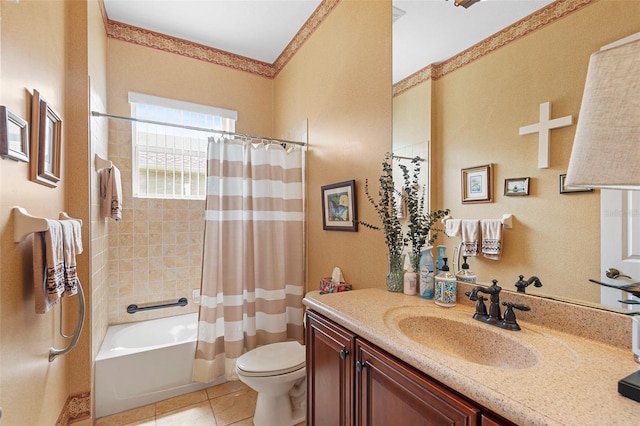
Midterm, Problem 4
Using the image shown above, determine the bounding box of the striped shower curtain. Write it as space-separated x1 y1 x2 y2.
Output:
193 138 306 383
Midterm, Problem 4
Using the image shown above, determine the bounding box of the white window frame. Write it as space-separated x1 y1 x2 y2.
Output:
129 92 237 200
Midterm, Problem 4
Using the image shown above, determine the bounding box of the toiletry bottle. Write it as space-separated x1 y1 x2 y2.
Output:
435 258 456 307
455 256 477 284
403 256 417 296
435 245 447 272
419 247 434 299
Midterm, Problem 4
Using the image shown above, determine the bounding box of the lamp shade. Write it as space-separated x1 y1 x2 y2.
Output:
565 37 640 190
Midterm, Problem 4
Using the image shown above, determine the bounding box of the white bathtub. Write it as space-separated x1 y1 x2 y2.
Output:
95 312 223 418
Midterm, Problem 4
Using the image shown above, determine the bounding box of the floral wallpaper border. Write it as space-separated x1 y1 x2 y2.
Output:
393 0 595 97
102 0 339 79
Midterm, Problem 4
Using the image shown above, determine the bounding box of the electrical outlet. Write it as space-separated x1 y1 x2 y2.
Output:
192 288 201 304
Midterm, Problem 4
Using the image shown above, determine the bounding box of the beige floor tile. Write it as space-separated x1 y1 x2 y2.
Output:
210 388 257 426
95 404 155 426
206 380 248 400
156 401 217 426
228 418 253 426
155 390 209 415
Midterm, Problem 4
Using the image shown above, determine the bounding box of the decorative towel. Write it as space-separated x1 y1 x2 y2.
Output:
461 219 481 257
394 192 406 219
33 219 83 313
444 219 461 237
481 219 503 260
34 220 65 313
100 165 122 221
60 220 82 296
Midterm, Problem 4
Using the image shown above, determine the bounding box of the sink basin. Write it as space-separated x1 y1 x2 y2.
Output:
387 309 540 369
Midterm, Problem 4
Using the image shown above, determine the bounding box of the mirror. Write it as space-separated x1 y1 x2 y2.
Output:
392 1 638 314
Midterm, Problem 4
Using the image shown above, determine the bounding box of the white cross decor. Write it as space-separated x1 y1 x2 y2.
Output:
519 101 573 168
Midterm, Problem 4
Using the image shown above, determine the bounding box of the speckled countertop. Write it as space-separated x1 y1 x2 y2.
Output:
303 288 640 426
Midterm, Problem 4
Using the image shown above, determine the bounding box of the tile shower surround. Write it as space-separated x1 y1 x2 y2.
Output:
108 120 204 324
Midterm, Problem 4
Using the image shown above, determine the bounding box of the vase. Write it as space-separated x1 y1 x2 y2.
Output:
386 253 405 292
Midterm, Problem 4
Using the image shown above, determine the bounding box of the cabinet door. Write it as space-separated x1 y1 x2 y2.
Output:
356 339 480 426
306 310 356 426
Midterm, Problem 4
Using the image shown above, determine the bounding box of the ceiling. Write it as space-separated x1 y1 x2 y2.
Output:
102 0 554 84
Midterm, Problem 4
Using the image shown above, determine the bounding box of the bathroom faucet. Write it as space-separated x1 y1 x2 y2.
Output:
465 279 530 331
514 275 543 293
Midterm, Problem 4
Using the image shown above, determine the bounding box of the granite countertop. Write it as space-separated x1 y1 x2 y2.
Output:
303 288 640 426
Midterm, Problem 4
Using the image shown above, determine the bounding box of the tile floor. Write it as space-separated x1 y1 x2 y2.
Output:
95 380 306 426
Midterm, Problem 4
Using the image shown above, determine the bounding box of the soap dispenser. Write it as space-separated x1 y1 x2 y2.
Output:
419 247 435 299
455 256 477 284
434 257 456 307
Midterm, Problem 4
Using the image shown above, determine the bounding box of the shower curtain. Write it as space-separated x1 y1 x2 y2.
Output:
193 138 306 383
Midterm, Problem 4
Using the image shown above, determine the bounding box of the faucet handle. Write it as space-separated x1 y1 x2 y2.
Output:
501 302 531 331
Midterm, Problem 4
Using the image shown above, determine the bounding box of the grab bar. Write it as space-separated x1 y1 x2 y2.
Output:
127 297 188 314
50 282 85 362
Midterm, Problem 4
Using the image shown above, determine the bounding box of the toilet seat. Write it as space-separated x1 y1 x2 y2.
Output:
236 341 305 377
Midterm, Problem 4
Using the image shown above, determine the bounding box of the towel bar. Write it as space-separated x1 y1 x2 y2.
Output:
127 297 188 314
442 213 513 229
12 207 83 242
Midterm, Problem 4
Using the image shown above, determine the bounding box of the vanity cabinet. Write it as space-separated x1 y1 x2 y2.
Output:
306 310 515 426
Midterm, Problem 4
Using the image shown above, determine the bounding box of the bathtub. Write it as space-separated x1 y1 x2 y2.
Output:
95 312 224 418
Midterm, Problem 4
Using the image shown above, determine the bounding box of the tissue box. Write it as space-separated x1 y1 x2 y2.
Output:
320 278 352 294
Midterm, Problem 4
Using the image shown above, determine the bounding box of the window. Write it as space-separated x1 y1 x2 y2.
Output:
129 92 237 200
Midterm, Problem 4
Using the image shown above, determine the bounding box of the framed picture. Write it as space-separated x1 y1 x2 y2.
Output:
30 90 62 187
461 164 492 203
0 106 29 162
504 177 530 196
559 173 594 194
321 180 358 231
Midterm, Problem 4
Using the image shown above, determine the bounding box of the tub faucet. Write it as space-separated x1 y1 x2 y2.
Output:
514 275 543 293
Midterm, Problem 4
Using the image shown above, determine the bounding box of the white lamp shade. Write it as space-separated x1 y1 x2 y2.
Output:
565 37 640 190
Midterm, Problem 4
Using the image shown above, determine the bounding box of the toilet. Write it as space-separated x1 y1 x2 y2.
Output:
235 341 306 426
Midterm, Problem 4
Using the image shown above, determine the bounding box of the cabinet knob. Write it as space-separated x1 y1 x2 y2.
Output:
356 360 366 372
339 349 349 359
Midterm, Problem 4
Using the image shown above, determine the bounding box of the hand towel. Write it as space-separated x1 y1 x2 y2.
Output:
461 219 481 257
481 219 503 260
394 192 406 219
60 220 81 296
444 219 461 237
33 220 65 313
100 165 122 221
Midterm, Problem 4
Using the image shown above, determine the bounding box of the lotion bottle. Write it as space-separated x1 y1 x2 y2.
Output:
403 256 417 296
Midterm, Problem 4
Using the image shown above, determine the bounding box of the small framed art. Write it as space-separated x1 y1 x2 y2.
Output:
559 173 593 194
0 106 29 162
30 90 62 187
462 164 492 204
321 180 358 231
504 177 530 196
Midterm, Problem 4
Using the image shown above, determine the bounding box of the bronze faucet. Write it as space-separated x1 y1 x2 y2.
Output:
465 279 530 331
514 275 543 293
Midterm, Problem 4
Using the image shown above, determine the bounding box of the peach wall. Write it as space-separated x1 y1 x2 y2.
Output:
423 0 640 302
273 0 393 292
0 0 85 424
105 39 275 325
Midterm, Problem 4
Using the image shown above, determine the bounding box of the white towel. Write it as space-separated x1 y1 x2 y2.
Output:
461 220 480 257
34 220 65 313
60 220 82 296
444 219 461 237
100 166 122 221
33 219 83 313
481 219 503 260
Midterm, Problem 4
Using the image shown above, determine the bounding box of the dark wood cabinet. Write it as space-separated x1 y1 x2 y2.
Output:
306 310 355 426
306 310 516 426
355 338 480 425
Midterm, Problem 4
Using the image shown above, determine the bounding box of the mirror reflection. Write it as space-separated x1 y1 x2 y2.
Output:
392 0 640 313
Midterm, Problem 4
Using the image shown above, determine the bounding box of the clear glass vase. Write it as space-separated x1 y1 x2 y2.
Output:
387 253 405 292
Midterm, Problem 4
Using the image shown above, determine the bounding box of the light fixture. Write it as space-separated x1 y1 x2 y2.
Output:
565 35 640 190
452 0 482 9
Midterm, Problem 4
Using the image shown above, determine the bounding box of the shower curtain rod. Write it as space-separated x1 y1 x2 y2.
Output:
91 111 306 147
391 154 425 162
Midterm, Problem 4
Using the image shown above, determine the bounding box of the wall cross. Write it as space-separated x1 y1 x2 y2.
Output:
518 101 573 169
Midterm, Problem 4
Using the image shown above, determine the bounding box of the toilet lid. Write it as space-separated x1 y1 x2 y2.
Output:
236 341 305 377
